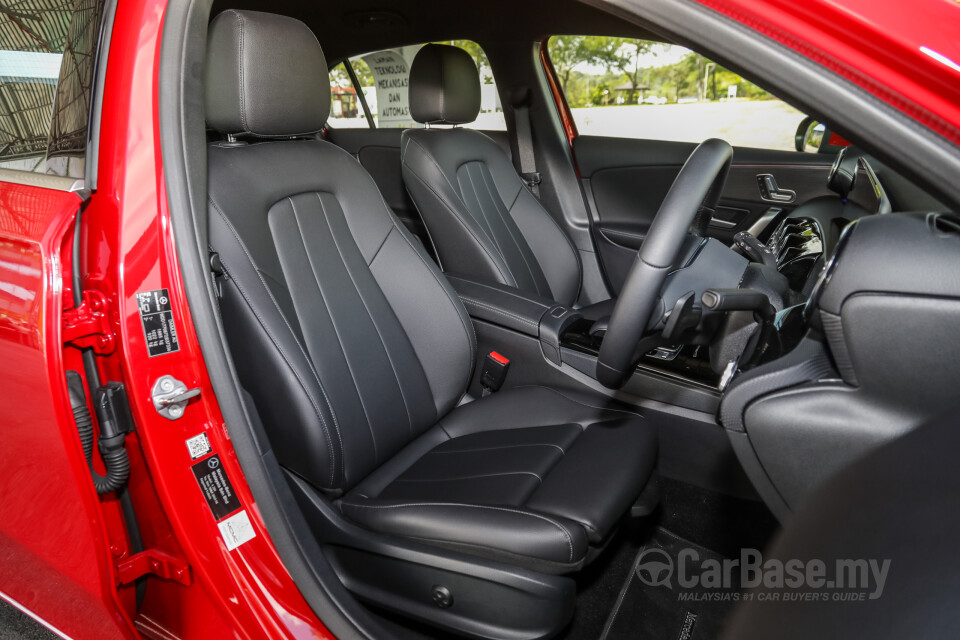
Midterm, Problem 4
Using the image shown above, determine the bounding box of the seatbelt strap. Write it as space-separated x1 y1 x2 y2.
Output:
510 88 541 198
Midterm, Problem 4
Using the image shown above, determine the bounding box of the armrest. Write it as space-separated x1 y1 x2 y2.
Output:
446 275 582 366
446 274 556 337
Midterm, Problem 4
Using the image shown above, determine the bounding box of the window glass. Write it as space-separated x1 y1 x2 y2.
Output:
547 36 808 151
328 62 369 129
327 41 505 131
0 0 104 176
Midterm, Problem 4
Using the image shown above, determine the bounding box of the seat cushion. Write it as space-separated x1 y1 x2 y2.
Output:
340 386 657 573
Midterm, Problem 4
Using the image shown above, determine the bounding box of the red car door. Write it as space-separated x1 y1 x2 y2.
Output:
0 178 135 639
0 0 136 633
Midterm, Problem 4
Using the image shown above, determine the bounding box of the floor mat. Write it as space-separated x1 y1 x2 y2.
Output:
599 528 742 640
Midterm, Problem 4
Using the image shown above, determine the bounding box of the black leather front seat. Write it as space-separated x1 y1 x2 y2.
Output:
205 11 656 574
402 44 614 318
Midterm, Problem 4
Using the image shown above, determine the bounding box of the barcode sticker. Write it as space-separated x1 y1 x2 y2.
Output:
185 433 212 460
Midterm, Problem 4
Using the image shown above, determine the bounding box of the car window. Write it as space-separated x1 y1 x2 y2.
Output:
328 41 505 131
0 0 104 177
546 36 809 151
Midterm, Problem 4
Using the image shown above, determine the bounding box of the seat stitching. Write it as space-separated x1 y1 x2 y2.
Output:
429 442 566 455
314 194 415 440
457 296 539 329
234 11 248 132
514 385 645 419
218 259 338 484
508 183 584 305
459 163 499 248
209 198 341 486
478 164 548 298
394 470 543 484
369 186 469 417
404 169 515 287
462 164 512 278
288 195 380 462
401 134 468 206
402 140 515 287
389 216 478 399
366 225 393 267
209 199 343 440
342 502 575 561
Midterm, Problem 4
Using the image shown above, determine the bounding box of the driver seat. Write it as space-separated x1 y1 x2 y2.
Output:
205 11 657 574
402 44 614 318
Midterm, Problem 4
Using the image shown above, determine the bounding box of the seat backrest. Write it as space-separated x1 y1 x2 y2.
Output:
204 11 476 494
401 44 582 306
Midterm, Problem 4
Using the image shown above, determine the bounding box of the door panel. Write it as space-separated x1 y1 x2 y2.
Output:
574 136 834 293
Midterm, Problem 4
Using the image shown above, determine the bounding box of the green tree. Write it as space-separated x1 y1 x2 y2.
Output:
548 36 621 94
590 82 612 106
606 39 654 104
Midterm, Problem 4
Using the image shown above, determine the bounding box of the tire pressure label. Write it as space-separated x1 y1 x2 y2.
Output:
191 454 241 520
136 289 180 357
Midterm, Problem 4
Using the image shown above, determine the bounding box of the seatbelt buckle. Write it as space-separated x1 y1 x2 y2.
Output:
480 351 510 396
521 172 541 187
209 251 225 298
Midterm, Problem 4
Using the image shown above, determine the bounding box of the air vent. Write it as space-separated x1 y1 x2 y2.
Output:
766 217 825 290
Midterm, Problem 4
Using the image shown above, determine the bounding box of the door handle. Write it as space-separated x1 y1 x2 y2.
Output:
756 174 796 204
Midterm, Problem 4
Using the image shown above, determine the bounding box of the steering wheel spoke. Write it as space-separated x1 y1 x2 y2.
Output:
597 139 734 389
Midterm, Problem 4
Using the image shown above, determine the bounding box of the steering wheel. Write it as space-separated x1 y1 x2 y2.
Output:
596 138 733 389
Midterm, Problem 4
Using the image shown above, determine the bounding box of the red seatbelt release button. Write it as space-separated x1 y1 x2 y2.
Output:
481 352 510 394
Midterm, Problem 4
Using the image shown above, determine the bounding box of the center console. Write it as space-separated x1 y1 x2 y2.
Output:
447 274 723 414
447 212 829 414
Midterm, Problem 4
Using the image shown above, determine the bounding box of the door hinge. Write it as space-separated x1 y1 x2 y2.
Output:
116 549 192 587
62 290 115 354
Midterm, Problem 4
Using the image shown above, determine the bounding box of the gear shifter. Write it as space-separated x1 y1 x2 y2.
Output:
733 231 777 268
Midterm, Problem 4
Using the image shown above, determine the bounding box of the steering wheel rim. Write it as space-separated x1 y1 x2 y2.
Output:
596 138 733 389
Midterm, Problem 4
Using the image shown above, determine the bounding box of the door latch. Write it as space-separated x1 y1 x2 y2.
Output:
151 375 200 420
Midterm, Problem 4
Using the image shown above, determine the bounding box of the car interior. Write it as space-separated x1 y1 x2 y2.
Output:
160 0 960 638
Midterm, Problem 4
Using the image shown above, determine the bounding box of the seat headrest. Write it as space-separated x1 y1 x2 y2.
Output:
410 44 481 125
205 10 329 137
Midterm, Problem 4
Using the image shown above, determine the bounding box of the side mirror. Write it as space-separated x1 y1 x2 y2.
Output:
795 117 825 152
795 116 849 153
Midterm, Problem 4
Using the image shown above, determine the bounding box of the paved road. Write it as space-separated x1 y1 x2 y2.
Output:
570 100 806 151
0 602 57 640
